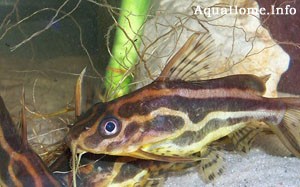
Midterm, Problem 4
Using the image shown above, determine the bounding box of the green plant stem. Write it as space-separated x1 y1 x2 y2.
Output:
105 0 150 99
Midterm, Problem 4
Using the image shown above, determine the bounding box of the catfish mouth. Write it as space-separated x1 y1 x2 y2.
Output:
66 139 89 162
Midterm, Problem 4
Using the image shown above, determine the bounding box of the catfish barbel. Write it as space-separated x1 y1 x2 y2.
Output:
65 33 300 180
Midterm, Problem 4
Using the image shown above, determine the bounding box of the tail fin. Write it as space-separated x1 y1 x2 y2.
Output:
272 98 300 158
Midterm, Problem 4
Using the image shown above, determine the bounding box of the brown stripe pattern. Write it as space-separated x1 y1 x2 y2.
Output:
66 75 287 158
0 97 61 187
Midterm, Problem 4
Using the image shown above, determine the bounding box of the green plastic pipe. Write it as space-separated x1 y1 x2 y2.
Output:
105 0 150 99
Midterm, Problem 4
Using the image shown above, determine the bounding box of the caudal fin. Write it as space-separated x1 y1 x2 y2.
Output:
272 99 300 158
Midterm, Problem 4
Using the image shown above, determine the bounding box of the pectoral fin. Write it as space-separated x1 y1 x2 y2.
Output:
228 122 269 153
196 146 225 183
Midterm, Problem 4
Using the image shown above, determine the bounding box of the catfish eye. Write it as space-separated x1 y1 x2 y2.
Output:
99 117 121 137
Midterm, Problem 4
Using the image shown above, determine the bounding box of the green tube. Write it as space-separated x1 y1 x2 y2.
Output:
105 0 150 99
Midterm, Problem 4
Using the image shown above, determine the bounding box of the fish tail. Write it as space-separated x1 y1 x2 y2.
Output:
272 98 300 158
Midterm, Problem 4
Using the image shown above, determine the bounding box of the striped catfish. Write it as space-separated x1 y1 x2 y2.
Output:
65 33 300 177
52 151 203 187
0 95 62 187
0 95 206 187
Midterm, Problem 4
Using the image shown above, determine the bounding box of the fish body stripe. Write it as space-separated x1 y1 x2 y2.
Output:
0 127 61 187
81 103 283 156
138 108 282 156
117 88 284 123
161 75 266 93
113 80 278 121
0 97 61 187
69 81 286 155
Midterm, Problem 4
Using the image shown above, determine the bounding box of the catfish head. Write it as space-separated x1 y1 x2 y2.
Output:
65 84 188 161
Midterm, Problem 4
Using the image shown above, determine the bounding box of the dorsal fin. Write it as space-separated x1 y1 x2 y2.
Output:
157 33 217 81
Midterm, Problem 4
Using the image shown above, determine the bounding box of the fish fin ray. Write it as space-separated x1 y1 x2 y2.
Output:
157 33 218 81
196 146 225 183
228 122 267 153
